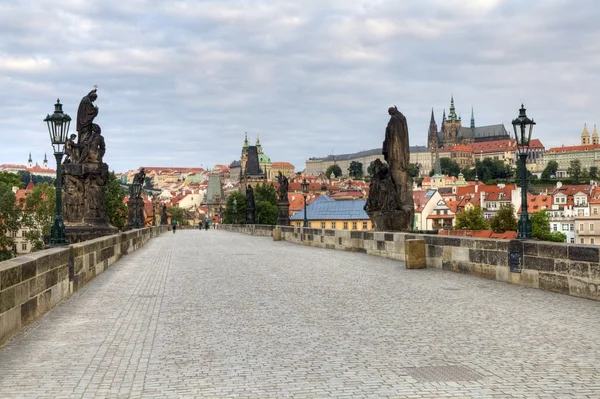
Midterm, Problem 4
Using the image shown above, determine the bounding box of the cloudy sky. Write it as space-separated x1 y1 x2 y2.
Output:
1 0 599 173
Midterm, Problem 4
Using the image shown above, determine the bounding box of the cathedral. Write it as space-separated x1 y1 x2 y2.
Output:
427 96 510 150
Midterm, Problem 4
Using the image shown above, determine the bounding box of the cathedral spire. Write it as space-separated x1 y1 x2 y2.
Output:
430 108 435 124
242 132 249 153
470 106 475 129
28 152 32 162
448 95 458 121
434 146 442 176
428 108 439 150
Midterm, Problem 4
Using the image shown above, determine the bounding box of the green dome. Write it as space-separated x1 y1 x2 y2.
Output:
259 153 271 163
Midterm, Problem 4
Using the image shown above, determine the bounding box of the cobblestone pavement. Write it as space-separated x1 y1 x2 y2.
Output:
1 230 600 398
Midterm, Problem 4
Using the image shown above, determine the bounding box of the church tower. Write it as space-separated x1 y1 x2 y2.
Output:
240 132 249 173
427 108 439 150
28 152 33 168
581 124 590 145
43 153 48 169
443 95 462 147
593 125 599 145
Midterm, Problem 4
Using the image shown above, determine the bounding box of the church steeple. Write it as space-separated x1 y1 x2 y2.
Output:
448 95 458 121
593 124 599 145
28 152 33 168
43 153 48 169
428 108 439 150
470 106 475 129
242 132 249 153
256 135 263 154
582 124 590 145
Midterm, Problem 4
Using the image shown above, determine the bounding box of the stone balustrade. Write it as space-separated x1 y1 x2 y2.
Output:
217 224 600 301
0 226 168 345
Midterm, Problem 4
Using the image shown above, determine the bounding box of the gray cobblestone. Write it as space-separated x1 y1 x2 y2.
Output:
0 230 599 398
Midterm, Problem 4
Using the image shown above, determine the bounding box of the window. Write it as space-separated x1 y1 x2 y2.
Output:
343 222 348 230
12 245 16 253
362 221 368 229
321 222 326 229
581 238 585 244
331 222 336 229
11 231 17 237
297 222 301 227
352 222 357 230
553 224 557 231
570 224 574 231
21 243 27 251
592 238 596 245
570 238 575 243
591 224 595 232
562 224 568 231
580 223 584 231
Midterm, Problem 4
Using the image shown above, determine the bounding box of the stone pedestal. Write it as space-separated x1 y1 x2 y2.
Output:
367 210 413 232
277 202 290 226
405 239 426 269
273 228 282 241
66 225 119 244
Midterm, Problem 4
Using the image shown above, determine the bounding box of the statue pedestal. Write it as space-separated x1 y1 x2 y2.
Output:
277 202 290 226
367 210 413 232
66 225 119 244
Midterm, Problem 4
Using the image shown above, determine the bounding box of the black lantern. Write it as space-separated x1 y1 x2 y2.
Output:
301 178 309 228
511 104 535 239
44 99 71 246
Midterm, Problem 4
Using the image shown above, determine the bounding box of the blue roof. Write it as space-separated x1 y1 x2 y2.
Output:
290 195 369 221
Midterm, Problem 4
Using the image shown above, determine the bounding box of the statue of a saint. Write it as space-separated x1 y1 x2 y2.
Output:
276 171 289 202
130 168 146 197
161 204 168 225
79 124 105 164
246 185 255 208
64 134 80 164
382 106 413 212
77 88 99 145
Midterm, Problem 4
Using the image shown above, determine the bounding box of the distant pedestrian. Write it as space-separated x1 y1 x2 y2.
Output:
199 222 202 230
205 221 209 231
172 220 177 233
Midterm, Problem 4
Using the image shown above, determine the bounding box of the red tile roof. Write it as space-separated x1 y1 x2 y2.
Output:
546 144 600 153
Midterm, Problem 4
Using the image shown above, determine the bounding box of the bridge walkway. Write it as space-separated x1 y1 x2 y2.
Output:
0 230 599 398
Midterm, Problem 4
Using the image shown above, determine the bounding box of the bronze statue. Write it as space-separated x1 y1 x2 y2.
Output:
364 106 414 231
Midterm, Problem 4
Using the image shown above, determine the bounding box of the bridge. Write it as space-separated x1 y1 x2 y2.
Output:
1 229 600 398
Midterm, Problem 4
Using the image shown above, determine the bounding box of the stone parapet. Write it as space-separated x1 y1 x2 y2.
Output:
0 225 168 346
218 224 600 301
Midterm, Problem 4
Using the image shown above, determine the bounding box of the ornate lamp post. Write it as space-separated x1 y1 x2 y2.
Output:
44 99 71 246
512 104 536 239
301 178 309 228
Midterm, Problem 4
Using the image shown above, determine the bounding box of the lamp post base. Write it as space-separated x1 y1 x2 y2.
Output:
518 216 532 239
50 218 68 246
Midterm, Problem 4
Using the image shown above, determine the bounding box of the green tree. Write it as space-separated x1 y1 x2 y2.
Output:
407 163 420 179
348 161 363 179
168 206 185 225
541 160 558 179
530 209 567 242
106 172 128 229
0 171 24 188
18 171 54 186
490 203 517 233
21 182 55 252
430 158 460 177
254 184 278 225
224 191 246 224
568 160 582 182
325 164 342 178
590 166 599 179
455 206 490 230
0 184 21 260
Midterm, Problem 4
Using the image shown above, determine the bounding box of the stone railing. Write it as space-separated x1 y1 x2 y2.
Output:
0 226 168 345
217 224 600 301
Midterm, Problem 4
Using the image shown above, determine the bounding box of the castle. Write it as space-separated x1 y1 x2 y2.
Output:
427 96 510 150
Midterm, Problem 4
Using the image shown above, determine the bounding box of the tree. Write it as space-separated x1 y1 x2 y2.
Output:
430 158 460 177
18 171 54 186
0 184 21 260
21 182 55 252
590 166 599 180
541 160 558 179
224 191 246 224
490 203 517 233
530 209 567 242
168 206 185 225
0 171 23 188
254 184 278 225
325 164 342 178
407 163 420 179
348 161 363 179
106 172 128 229
455 206 490 230
568 160 582 182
